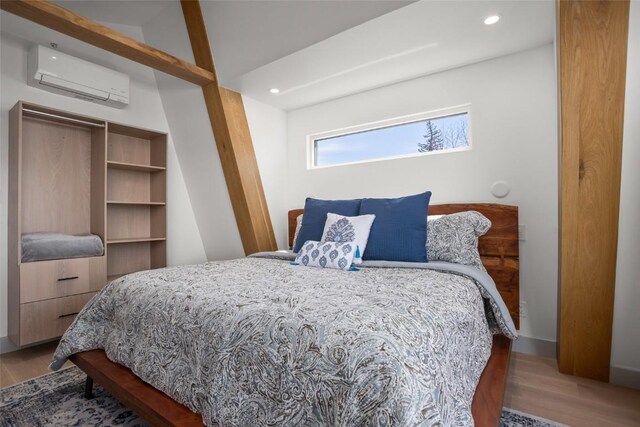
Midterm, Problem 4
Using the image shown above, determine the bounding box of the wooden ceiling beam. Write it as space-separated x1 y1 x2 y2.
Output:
181 0 277 255
0 0 216 86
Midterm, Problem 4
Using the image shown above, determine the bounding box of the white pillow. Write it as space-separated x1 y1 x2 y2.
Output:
295 240 357 271
321 213 375 264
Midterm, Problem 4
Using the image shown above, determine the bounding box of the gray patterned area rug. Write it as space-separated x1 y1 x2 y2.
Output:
1 366 566 427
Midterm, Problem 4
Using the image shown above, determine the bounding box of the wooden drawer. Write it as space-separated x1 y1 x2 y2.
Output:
20 257 106 303
20 292 96 345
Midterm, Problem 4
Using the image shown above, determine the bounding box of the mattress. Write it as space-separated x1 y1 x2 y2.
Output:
21 233 104 262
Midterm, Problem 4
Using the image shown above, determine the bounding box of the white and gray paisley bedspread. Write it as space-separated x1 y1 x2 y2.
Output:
51 253 517 427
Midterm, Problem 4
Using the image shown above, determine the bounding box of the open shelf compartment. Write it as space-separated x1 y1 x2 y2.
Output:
106 240 166 281
107 122 166 169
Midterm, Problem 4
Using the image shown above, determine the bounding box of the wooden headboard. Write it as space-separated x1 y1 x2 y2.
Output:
288 203 520 328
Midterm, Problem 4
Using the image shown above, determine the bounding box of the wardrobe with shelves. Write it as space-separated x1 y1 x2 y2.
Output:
8 101 167 346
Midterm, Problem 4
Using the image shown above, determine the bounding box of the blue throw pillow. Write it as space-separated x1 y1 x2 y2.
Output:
293 198 361 252
359 192 432 262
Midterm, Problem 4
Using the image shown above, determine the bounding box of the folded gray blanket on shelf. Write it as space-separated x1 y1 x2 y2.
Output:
21 233 104 262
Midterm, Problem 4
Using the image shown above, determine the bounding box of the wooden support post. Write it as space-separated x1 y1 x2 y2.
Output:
557 0 629 381
181 0 277 255
0 0 215 85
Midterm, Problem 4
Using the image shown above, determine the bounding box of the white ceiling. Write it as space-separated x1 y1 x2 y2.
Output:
52 0 414 82
1 0 555 111
55 0 174 27
200 0 415 82
224 0 556 110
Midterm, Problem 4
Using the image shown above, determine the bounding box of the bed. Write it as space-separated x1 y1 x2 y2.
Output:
56 203 519 426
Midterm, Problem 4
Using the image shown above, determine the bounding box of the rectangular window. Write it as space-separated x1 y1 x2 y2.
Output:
309 105 471 168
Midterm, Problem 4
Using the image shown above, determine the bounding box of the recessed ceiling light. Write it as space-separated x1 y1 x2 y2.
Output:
269 88 280 94
484 15 501 25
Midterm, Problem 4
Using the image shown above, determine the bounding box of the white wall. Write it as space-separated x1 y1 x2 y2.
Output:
142 7 289 259
0 23 207 341
286 44 558 342
611 1 640 378
243 96 288 249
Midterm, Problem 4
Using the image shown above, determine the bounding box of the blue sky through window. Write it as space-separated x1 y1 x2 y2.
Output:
315 112 469 167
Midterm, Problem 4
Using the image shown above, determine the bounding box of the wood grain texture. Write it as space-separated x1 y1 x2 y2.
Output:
7 101 165 346
472 335 512 427
107 201 165 206
150 135 167 168
150 205 166 240
22 103 105 128
8 103 22 346
106 242 151 277
88 256 107 292
20 292 96 345
107 168 151 203
70 351 207 427
150 240 167 270
108 122 166 141
8 102 108 346
181 0 277 255
107 161 165 172
21 117 92 234
20 258 91 303
105 125 167 278
150 170 166 204
557 0 630 381
107 133 151 166
107 204 151 240
288 203 520 328
0 341 73 388
0 0 215 85
90 126 107 244
505 352 640 427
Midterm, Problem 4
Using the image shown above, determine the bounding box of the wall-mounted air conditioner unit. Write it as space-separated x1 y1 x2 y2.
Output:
27 45 130 108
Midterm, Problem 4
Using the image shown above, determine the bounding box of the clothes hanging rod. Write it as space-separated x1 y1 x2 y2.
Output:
22 108 105 128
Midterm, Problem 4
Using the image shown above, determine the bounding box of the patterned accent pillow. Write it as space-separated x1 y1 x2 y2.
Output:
295 240 357 271
321 213 375 264
427 211 491 270
291 214 303 250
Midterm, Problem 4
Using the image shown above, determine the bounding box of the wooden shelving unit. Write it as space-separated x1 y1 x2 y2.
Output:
7 101 168 347
106 123 167 281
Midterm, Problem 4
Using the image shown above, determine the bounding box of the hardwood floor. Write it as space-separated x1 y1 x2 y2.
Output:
1 344 639 426
505 352 640 427
0 340 71 387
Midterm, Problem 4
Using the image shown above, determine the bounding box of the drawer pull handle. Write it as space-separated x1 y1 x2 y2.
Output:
59 312 79 319
58 276 79 282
